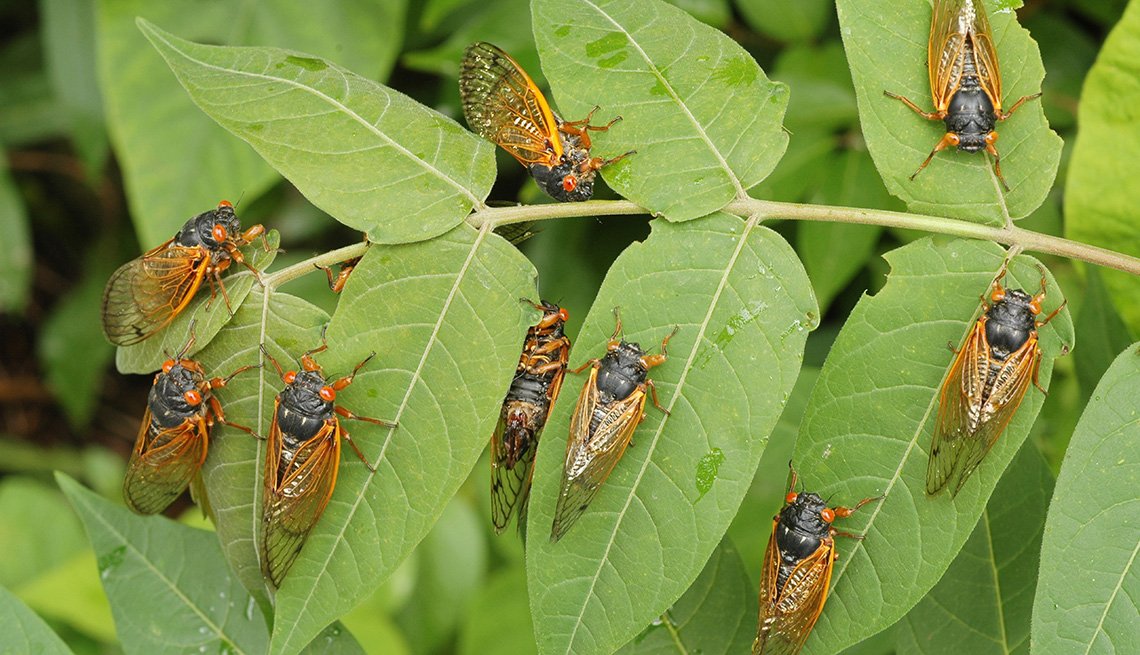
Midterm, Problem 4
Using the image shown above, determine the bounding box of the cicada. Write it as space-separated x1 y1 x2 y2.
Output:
260 341 397 587
101 200 267 345
884 0 1041 190
491 300 571 535
927 262 1065 496
459 41 634 202
123 331 256 515
550 310 677 542
752 465 881 655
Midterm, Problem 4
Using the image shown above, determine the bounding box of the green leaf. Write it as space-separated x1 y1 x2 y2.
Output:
617 539 757 655
56 473 271 655
458 568 537 655
736 0 832 43
14 552 116 644
532 0 789 220
218 226 533 655
896 442 1053 654
1073 268 1134 399
99 0 406 247
1064 0 1140 333
137 18 494 245
798 150 889 313
113 229 280 375
395 497 488 653
404 0 535 78
772 41 858 133
0 164 31 312
38 255 116 429
791 237 1073 654
42 0 108 175
1032 343 1140 655
0 478 87 589
837 0 1061 223
527 213 817 655
0 585 72 655
664 0 730 28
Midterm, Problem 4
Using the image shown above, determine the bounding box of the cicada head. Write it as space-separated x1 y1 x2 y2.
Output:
529 157 596 202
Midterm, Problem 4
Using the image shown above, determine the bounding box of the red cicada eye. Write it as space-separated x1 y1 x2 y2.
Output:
785 492 798 504
1029 299 1042 315
821 508 835 523
213 224 228 242
319 387 336 402
562 175 578 192
284 371 297 384
162 359 176 373
558 308 570 322
218 199 233 208
184 390 202 406
991 288 1005 303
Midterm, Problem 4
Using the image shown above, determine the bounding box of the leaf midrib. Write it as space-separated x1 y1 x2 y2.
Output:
142 21 481 207
73 490 252 655
560 213 761 654
577 0 747 199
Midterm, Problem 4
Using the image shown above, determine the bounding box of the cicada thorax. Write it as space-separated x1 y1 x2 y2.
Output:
942 49 998 154
589 341 651 428
753 468 881 655
275 370 337 457
491 300 571 534
101 200 266 346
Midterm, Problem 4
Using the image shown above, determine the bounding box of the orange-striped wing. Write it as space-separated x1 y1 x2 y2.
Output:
753 534 837 655
962 0 1004 111
928 318 1039 495
459 42 563 167
261 404 342 588
550 366 645 542
122 408 210 515
101 242 211 346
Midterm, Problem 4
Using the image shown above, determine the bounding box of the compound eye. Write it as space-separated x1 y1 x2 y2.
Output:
284 371 297 384
785 492 798 504
319 387 336 402
218 199 233 208
1029 299 1042 314
162 359 176 373
562 175 578 192
213 224 228 242
184 390 202 406
987 131 1000 144
558 308 569 322
821 508 835 523
991 288 1005 303
947 133 961 146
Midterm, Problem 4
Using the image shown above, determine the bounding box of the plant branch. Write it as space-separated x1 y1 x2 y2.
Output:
465 198 1140 276
264 241 370 289
269 198 1140 285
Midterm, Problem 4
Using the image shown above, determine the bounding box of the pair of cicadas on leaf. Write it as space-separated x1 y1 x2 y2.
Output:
123 329 257 515
490 300 572 535
885 0 1042 190
928 261 1064 496
101 200 267 346
459 41 633 202
752 464 881 655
